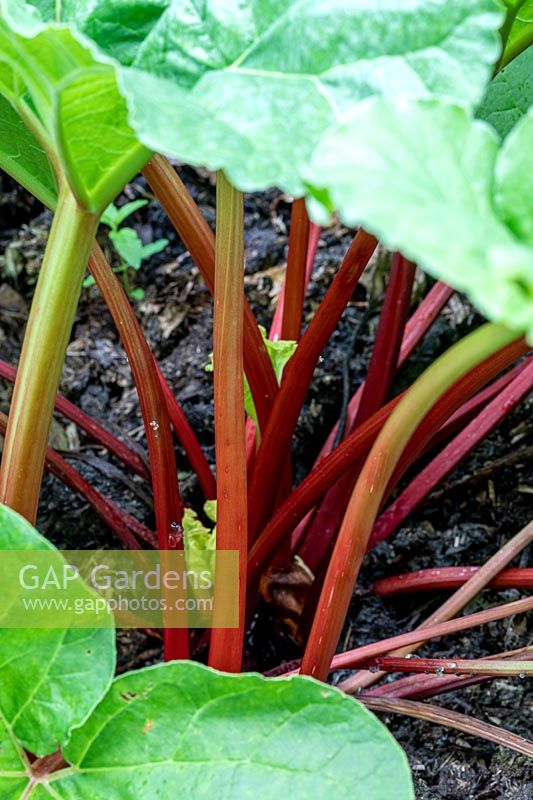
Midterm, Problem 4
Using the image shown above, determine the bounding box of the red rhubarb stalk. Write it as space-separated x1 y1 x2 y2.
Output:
279 596 533 677
316 281 454 463
299 254 415 571
245 222 320 462
291 280 453 552
361 696 533 758
371 355 533 546
280 198 310 341
248 230 378 539
374 566 533 596
0 412 155 550
208 172 248 672
362 656 533 677
343 518 533 693
89 244 188 661
416 360 525 457
366 647 533 700
248 337 526 594
270 223 320 341
301 324 520 680
143 155 278 433
0 359 150 481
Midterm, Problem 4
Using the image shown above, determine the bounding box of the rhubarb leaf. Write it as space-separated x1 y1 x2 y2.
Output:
306 100 533 341
501 0 533 66
46 661 413 799
496 110 533 246
0 94 57 208
478 45 533 137
0 1 509 201
0 0 150 213
182 506 216 600
0 713 28 800
244 327 297 423
0 505 115 756
0 0 504 198
115 0 503 195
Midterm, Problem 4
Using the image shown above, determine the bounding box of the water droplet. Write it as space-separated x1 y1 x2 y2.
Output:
368 666 380 674
149 419 160 438
448 662 457 669
435 667 445 677
168 522 183 548
519 673 525 680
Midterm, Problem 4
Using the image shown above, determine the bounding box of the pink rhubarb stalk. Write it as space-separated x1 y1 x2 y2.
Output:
247 230 378 539
143 155 278 434
371 355 533 546
299 254 415 572
301 324 521 680
208 172 248 672
89 244 188 661
373 566 533 596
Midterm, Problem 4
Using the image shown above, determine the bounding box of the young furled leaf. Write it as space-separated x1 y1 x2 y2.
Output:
243 327 297 424
206 326 297 424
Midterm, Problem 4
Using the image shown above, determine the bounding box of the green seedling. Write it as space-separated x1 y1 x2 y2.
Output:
84 200 169 300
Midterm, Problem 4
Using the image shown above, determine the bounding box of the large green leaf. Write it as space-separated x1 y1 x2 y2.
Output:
0 505 115 757
0 0 506 198
115 0 504 195
37 661 411 799
306 100 533 341
0 661 413 798
0 0 150 213
478 45 533 137
13 0 503 197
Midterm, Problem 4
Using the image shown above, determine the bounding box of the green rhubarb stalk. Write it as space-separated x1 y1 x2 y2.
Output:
208 171 248 672
301 323 521 681
0 186 97 522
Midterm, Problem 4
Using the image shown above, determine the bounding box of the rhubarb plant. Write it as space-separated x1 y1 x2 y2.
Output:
0 0 531 772
0 505 413 800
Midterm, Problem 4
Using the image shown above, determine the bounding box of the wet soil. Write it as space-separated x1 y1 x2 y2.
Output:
0 169 531 799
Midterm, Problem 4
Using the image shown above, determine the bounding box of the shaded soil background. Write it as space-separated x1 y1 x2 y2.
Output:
0 169 531 800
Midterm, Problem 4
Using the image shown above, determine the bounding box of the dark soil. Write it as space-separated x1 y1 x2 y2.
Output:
0 169 531 800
